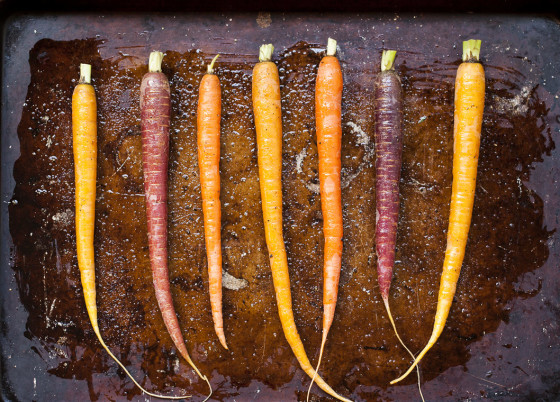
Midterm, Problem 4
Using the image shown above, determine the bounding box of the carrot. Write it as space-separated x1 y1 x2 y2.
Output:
373 50 423 399
252 44 351 402
307 38 343 401
73 63 189 399
197 54 228 349
141 51 211 397
391 39 485 385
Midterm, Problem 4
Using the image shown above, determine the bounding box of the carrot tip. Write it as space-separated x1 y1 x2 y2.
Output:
149 51 164 72
79 63 91 84
381 50 397 72
462 39 482 62
326 38 337 56
218 335 228 350
258 44 274 62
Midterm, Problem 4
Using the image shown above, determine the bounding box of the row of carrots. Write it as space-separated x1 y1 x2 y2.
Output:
72 38 486 401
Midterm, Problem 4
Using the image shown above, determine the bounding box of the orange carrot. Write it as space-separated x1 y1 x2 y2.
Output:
73 63 190 399
391 39 485 384
252 44 351 402
307 38 343 400
197 54 228 349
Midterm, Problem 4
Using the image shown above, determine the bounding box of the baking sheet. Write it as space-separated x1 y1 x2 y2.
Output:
1 13 560 401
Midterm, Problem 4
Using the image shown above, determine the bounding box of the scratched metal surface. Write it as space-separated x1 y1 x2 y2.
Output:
1 13 560 401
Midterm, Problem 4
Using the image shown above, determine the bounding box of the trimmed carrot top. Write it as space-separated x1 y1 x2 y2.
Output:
381 50 397 72
462 39 482 62
148 51 164 72
259 44 274 62
326 38 337 56
79 63 92 84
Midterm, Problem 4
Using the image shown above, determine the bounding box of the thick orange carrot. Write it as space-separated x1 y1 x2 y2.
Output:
197 54 227 349
141 51 211 398
73 63 190 399
307 38 343 400
391 39 485 385
252 44 351 402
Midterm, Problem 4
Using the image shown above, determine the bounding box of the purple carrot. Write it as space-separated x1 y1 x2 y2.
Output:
374 50 403 303
141 51 211 398
374 50 423 398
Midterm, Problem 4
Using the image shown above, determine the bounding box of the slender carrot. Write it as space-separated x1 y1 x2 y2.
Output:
373 50 423 400
252 44 351 402
197 54 228 349
375 50 403 310
307 38 343 401
141 51 211 397
391 39 485 384
73 63 189 399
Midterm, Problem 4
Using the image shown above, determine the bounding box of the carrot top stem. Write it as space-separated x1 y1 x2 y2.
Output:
258 44 274 62
462 39 482 62
79 63 91 84
148 51 164 72
326 38 337 56
381 50 397 72
207 54 220 74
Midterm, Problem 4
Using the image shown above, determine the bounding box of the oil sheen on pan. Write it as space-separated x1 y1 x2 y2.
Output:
2 14 560 401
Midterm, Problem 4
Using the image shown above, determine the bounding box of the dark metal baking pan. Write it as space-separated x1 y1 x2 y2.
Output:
1 10 560 401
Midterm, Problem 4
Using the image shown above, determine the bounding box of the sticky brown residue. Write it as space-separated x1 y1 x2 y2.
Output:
7 33 557 402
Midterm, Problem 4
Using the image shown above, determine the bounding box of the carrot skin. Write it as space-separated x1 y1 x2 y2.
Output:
197 72 227 349
374 70 403 300
316 55 343 337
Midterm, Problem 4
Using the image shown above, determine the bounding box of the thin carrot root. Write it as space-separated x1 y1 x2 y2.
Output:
306 332 328 402
94 329 192 400
383 299 424 402
390 336 436 385
175 348 212 401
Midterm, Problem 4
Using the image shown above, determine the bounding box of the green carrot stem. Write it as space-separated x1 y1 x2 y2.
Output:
207 54 220 74
381 50 397 72
462 39 482 62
